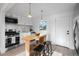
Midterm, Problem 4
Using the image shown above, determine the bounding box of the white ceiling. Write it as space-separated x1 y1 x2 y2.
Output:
6 3 76 20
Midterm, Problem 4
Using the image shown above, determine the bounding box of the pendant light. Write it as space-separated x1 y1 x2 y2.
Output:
27 3 32 18
41 10 43 20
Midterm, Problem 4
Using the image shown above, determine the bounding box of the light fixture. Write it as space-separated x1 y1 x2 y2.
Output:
27 3 32 18
41 10 43 20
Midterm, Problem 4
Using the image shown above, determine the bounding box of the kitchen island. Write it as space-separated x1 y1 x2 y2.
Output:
23 31 47 56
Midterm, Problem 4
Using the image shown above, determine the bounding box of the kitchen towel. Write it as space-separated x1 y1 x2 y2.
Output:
12 37 15 43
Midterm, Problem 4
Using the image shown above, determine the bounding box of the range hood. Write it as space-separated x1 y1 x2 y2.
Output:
5 17 18 24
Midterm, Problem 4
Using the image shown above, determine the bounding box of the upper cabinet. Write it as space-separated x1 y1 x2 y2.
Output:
18 16 32 26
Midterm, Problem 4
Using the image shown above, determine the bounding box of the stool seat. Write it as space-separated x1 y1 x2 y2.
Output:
33 44 45 52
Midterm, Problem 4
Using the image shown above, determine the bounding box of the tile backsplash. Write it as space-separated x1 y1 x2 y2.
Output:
5 24 31 33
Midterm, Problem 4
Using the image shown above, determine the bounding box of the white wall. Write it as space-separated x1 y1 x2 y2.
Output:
0 11 6 53
0 3 15 54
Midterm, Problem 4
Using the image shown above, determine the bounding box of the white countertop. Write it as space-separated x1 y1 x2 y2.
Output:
20 31 47 37
38 30 47 36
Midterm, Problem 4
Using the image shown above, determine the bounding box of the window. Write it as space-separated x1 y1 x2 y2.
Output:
39 20 48 30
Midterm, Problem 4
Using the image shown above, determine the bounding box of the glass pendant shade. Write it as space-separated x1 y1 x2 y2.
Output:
28 3 32 18
27 12 32 18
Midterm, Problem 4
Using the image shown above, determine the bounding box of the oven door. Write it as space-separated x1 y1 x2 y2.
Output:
5 38 12 48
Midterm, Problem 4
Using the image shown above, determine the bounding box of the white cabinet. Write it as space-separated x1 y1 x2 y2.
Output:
18 16 32 25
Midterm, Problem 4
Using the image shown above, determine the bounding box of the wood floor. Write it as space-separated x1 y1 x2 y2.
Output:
52 45 77 56
0 44 77 56
0 44 25 56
